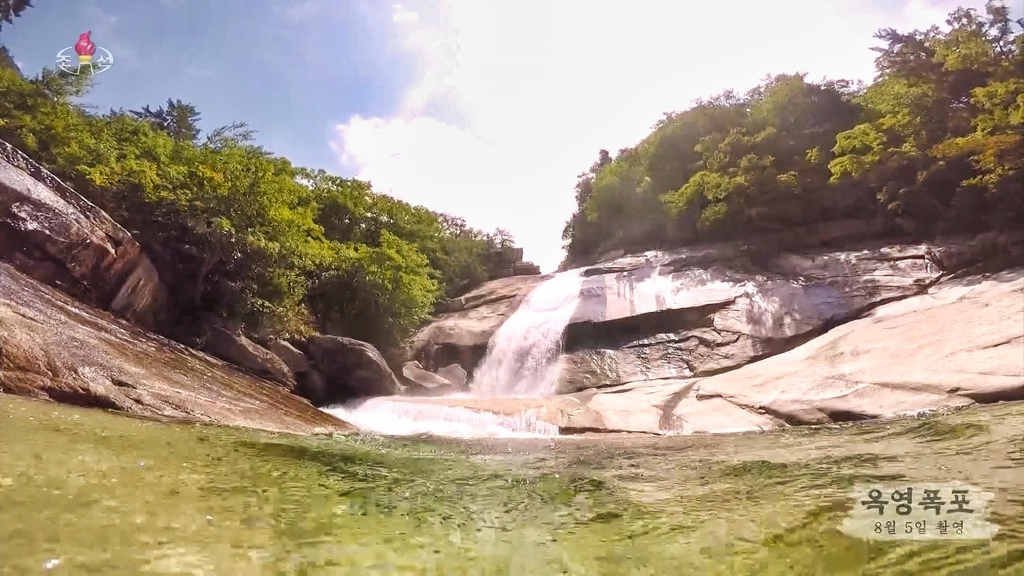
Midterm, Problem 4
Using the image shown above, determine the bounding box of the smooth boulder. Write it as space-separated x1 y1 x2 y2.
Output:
305 335 403 405
267 338 310 374
400 361 461 396
436 363 468 389
202 328 296 390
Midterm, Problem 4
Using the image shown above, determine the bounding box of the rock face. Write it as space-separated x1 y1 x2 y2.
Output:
410 234 1023 398
400 268 1024 434
0 263 350 435
202 328 296 390
557 242 946 394
0 140 167 330
304 335 403 405
406 274 549 374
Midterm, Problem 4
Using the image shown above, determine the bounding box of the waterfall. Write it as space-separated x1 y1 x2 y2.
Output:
469 270 585 398
323 270 585 438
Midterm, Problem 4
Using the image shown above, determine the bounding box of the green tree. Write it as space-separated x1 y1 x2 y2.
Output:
562 1 1022 264
129 99 202 143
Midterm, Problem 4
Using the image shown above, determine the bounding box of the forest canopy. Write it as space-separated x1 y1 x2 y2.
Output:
561 1 1024 264
0 43 518 351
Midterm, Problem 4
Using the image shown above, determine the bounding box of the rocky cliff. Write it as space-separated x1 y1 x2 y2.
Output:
0 140 167 329
404 232 1024 433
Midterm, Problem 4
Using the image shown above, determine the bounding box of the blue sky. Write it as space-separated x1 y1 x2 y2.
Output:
2 0 413 171
0 0 1010 272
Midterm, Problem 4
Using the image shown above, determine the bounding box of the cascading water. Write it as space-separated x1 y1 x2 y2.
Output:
469 269 585 397
323 270 586 438
326 397 560 438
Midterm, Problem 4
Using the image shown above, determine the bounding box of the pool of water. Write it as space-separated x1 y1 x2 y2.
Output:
2 394 1023 575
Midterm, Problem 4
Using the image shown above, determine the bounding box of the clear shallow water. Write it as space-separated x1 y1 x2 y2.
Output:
2 394 1024 575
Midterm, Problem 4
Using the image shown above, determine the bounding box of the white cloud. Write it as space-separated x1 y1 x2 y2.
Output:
331 0 990 273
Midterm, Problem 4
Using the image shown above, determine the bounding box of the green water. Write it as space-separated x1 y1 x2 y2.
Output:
2 395 1023 575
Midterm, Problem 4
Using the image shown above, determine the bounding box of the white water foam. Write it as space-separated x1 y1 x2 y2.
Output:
325 397 559 438
469 270 585 397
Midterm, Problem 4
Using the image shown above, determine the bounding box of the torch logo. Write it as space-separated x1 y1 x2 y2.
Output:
56 31 114 76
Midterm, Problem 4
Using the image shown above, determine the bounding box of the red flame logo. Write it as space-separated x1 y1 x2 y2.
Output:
74 31 96 57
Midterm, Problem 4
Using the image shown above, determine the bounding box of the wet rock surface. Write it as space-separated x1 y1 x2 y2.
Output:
0 263 350 435
406 274 549 373
410 234 1024 398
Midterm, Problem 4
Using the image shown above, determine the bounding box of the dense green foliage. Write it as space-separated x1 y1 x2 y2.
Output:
0 64 517 350
562 2 1024 263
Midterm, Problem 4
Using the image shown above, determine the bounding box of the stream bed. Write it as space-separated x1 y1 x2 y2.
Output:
2 394 1023 575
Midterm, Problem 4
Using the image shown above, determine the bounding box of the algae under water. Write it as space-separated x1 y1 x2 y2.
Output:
2 394 1023 575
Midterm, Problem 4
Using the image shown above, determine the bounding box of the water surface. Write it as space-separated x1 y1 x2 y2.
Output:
2 395 1023 575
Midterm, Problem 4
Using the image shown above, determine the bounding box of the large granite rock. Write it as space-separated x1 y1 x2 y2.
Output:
399 361 464 396
202 328 296 390
304 335 403 405
406 274 549 373
0 264 350 435
556 242 947 393
267 338 310 374
0 141 167 330
435 363 468 389
397 268 1024 434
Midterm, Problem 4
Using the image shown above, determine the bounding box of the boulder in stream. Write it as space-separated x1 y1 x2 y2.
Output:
400 361 463 396
436 363 468 389
304 335 404 404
